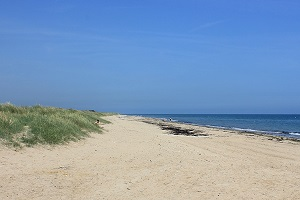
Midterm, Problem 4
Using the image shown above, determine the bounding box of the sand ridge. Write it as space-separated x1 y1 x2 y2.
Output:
1 115 300 199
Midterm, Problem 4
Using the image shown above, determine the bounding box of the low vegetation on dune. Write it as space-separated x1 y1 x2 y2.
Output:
0 103 112 148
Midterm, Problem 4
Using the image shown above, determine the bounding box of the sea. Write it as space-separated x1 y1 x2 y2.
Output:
135 114 300 139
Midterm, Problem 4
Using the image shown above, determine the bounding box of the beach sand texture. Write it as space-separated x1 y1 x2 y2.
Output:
1 115 300 200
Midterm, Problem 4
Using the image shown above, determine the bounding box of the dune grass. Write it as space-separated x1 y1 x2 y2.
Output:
0 103 112 148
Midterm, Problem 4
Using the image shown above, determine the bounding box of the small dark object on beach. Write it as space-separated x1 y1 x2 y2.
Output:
277 137 284 141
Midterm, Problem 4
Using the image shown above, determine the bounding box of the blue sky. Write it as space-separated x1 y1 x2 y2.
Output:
1 0 299 114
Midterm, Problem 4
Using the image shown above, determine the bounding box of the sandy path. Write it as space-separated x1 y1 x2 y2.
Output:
1 115 300 200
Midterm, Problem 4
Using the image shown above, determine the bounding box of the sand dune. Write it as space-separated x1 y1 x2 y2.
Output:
1 115 300 200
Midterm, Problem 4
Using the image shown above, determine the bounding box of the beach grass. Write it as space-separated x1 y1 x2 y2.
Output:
0 103 112 147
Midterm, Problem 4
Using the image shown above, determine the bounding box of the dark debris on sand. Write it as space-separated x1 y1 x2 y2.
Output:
142 120 208 137
160 124 208 137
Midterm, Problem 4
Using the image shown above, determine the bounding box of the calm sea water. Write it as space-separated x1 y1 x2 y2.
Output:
136 114 300 139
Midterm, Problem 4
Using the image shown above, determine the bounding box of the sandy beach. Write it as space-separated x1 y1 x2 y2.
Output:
1 115 300 200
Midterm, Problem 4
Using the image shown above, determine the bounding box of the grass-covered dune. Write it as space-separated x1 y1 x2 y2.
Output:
0 103 112 148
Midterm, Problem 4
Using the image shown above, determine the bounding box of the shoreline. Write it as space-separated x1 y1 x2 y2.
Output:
133 115 300 142
1 114 300 199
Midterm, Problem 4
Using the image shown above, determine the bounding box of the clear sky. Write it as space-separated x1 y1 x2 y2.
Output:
1 0 299 114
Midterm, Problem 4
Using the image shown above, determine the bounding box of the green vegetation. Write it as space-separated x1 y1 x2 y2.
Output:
0 103 112 148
